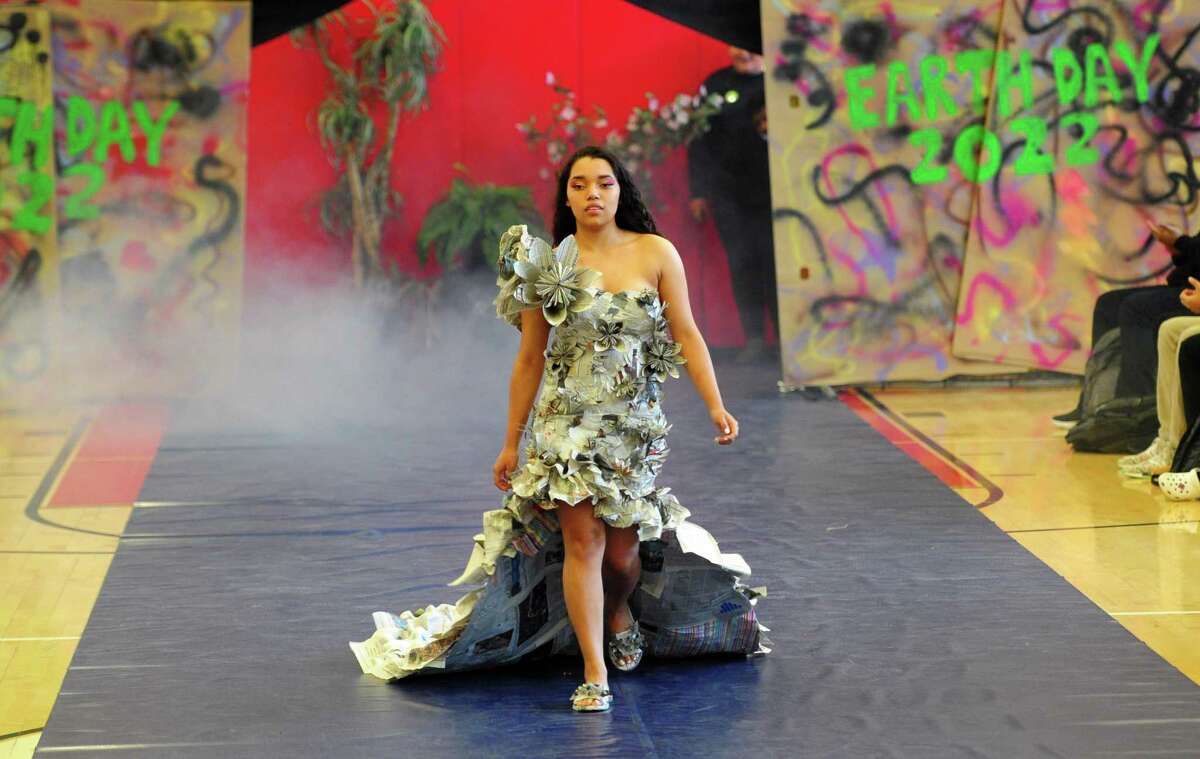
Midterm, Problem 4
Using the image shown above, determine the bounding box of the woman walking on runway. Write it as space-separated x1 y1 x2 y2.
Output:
492 146 740 710
352 146 766 713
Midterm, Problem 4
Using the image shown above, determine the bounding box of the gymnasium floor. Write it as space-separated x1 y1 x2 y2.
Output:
1 377 1198 757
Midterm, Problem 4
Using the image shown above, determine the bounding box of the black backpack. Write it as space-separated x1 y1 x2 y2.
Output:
1066 328 1158 453
1170 411 1200 472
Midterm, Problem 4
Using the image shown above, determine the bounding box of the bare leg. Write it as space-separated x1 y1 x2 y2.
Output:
602 524 642 667
602 524 641 632
557 499 607 699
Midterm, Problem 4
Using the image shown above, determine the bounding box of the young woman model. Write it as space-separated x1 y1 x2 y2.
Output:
351 145 764 713
492 145 739 711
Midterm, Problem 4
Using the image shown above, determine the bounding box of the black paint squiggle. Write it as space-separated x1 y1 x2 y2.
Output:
773 207 832 282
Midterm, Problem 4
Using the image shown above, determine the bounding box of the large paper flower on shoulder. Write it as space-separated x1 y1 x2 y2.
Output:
497 224 533 280
513 236 600 326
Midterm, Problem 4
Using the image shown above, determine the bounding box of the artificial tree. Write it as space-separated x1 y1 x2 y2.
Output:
294 0 444 287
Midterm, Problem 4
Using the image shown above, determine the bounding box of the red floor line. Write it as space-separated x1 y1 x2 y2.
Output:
839 389 1004 507
47 404 169 508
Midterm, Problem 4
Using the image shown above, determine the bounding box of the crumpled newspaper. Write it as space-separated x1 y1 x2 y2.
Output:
350 513 769 680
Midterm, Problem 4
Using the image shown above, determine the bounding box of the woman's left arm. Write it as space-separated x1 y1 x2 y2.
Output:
656 238 739 445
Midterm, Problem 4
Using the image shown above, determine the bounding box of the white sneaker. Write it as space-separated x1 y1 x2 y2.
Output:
1119 440 1176 478
1117 437 1168 469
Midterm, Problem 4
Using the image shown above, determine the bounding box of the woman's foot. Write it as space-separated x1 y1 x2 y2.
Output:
605 604 644 672
570 682 612 712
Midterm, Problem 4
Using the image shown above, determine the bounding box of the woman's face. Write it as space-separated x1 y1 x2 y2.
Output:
566 157 620 230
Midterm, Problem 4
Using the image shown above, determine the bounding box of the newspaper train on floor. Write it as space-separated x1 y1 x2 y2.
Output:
350 509 769 680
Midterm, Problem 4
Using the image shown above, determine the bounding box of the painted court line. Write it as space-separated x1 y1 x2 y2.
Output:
1009 520 1200 534
39 742 253 752
840 389 1005 507
49 404 168 508
0 550 114 555
69 664 170 670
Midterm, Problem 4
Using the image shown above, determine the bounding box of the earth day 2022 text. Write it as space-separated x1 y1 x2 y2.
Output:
842 34 1160 184
2 95 179 235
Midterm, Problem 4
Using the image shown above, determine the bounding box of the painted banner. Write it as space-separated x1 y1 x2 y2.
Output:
0 7 57 402
0 0 249 401
952 3 1199 372
763 0 1008 386
764 0 1200 384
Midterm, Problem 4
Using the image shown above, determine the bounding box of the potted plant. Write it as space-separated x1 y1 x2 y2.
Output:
417 165 546 274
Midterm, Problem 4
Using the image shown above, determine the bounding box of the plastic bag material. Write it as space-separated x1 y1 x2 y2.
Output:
1078 327 1122 417
1067 394 1158 453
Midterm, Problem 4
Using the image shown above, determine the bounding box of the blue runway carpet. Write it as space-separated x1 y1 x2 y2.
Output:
37 362 1200 757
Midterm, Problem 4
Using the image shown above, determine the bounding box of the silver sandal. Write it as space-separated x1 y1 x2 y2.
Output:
607 624 644 672
570 682 613 712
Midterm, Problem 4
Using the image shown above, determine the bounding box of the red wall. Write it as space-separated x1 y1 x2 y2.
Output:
246 0 747 344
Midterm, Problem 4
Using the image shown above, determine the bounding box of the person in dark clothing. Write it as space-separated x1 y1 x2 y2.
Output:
1178 329 1200 434
1055 221 1200 425
688 47 778 363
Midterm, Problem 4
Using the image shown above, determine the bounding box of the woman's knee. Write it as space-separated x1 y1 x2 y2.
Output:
559 503 605 559
603 538 640 577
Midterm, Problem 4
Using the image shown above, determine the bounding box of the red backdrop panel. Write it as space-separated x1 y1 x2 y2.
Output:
246 0 745 344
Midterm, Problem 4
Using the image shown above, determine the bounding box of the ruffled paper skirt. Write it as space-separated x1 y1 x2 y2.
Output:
350 500 769 680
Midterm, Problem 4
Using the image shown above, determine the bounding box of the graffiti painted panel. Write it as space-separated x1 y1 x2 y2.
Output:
0 0 250 397
763 0 1007 386
0 8 57 401
952 3 1200 372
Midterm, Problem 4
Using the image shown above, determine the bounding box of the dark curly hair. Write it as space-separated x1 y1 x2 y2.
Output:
552 145 658 245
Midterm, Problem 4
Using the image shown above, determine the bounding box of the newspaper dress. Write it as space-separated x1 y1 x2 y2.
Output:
351 226 768 679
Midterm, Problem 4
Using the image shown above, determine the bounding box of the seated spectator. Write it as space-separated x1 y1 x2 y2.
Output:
1118 306 1200 477
1153 324 1200 498
1054 221 1200 426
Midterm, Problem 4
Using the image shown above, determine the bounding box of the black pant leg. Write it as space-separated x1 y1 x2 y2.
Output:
1092 287 1148 346
711 196 769 341
1115 286 1190 397
1180 334 1200 430
750 205 779 340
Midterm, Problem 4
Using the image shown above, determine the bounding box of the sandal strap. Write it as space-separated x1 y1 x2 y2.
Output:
609 625 643 657
571 683 612 699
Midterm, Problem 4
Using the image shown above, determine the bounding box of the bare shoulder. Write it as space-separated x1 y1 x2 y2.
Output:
633 233 682 269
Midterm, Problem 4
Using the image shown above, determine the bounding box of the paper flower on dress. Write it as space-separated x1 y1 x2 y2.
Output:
497 225 532 280
593 318 627 353
642 438 669 474
511 453 555 499
567 423 598 452
636 289 661 310
644 340 686 381
547 459 592 504
596 452 637 480
610 369 645 400
545 341 584 380
512 235 600 326
540 386 587 418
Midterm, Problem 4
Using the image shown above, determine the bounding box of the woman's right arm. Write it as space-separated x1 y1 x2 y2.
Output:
494 308 551 491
